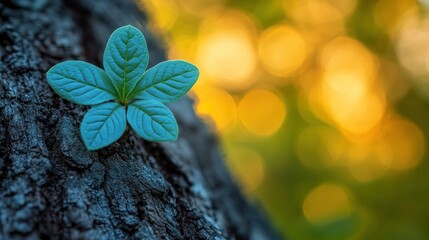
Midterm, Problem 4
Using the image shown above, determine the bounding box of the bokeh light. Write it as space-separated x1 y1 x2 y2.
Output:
378 118 425 170
238 89 286 136
346 144 390 182
259 25 307 78
176 0 226 16
142 0 429 238
396 14 429 77
283 0 357 41
314 37 386 139
303 184 352 226
196 11 258 89
227 148 265 193
194 85 237 133
374 0 416 36
141 0 178 31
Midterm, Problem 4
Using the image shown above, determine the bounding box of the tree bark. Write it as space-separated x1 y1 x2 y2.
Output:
0 0 280 239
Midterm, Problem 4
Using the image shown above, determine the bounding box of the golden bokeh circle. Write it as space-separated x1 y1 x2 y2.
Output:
238 90 286 136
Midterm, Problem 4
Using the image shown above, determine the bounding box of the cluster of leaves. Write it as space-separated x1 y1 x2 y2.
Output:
47 25 199 150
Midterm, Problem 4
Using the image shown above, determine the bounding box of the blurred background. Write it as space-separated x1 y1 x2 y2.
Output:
138 0 429 239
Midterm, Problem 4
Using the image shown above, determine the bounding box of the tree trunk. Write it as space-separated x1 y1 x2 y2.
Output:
0 0 279 239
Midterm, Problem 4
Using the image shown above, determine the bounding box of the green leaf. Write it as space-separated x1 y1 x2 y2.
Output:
80 102 126 150
46 61 117 105
127 100 178 142
128 60 199 103
103 25 149 101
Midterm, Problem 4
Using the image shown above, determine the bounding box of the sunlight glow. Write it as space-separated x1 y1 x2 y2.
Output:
143 1 429 239
346 144 390 182
316 37 386 138
176 0 226 16
321 72 386 137
194 86 237 133
142 0 178 31
227 148 265 192
379 118 425 170
303 184 352 226
259 25 307 78
396 14 429 77
238 90 286 136
283 0 356 41
374 0 417 36
284 0 353 25
196 11 258 89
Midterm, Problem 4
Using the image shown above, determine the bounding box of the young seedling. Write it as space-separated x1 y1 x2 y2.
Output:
46 25 199 150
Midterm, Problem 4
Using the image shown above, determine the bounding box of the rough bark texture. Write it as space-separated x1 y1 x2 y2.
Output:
0 0 280 239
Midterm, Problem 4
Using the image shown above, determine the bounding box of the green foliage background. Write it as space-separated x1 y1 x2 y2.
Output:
141 0 429 239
